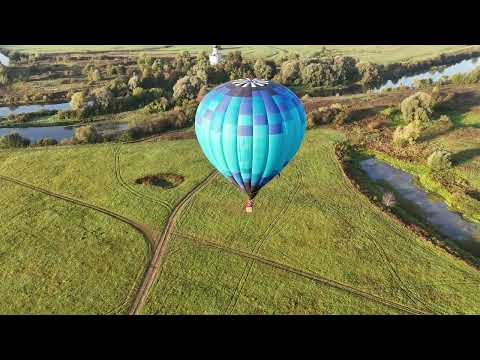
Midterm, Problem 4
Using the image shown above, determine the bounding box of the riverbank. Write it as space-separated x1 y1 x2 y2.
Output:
335 143 480 269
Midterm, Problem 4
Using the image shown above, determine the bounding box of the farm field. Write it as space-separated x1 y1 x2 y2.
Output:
2 45 475 64
0 180 147 314
1 126 478 314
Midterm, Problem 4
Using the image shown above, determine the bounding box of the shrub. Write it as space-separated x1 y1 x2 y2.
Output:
427 150 452 171
253 59 276 80
382 192 397 208
73 126 102 144
37 138 58 146
144 97 170 114
400 92 433 124
70 91 87 110
172 75 203 103
392 120 422 147
380 106 397 119
356 62 383 87
0 132 30 148
306 103 347 128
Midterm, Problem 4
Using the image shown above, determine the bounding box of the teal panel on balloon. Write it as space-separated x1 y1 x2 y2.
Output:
195 78 306 199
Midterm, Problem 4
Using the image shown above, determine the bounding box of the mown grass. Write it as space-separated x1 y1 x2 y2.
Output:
1 126 479 314
3 45 474 64
143 235 400 314
0 181 147 314
144 128 480 314
0 139 213 232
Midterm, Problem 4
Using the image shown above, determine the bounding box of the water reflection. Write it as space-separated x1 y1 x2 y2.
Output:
360 158 480 256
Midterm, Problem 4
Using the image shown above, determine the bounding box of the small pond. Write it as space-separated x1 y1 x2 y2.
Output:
360 157 480 256
0 122 128 143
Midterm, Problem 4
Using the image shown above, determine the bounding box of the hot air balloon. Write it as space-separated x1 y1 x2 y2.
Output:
195 78 306 212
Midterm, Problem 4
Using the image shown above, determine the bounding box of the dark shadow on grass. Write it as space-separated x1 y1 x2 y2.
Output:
452 148 480 165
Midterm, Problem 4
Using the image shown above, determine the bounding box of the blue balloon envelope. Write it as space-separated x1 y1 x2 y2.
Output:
195 78 306 203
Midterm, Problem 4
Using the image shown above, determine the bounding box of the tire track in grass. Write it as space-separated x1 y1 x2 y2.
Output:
173 232 428 315
225 165 305 314
112 146 172 212
0 174 157 314
128 170 218 315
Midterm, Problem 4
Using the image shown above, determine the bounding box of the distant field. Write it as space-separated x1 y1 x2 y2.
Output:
1 126 479 314
2 45 476 64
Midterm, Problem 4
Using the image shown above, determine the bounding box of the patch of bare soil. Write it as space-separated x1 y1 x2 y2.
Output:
135 173 184 189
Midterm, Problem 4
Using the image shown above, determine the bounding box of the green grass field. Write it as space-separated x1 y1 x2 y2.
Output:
0 127 479 314
2 45 476 64
0 181 147 314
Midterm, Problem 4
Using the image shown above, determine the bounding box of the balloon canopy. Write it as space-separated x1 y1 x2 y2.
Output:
195 78 306 201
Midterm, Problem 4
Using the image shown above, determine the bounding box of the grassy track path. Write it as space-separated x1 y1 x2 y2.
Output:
173 232 429 315
0 174 157 251
128 170 218 315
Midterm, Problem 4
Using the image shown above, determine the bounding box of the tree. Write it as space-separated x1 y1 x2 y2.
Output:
73 126 102 144
356 62 383 87
427 150 452 171
106 64 115 76
392 120 422 147
0 132 30 148
279 60 301 85
128 73 140 90
92 87 114 110
0 64 9 86
89 68 102 81
172 75 203 103
253 59 276 80
70 91 87 110
400 92 433 124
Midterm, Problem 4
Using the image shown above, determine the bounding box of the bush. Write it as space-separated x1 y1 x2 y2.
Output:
70 91 87 110
0 132 30 148
382 192 397 208
400 92 433 124
37 138 58 146
144 97 170 114
380 106 398 119
306 103 347 128
173 75 203 103
392 120 422 147
356 62 383 87
73 126 102 144
427 150 452 171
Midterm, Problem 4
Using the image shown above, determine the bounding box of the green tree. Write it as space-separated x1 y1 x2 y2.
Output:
92 87 114 110
70 91 87 110
172 75 203 103
0 132 30 148
73 126 102 144
253 59 276 80
356 62 383 87
400 92 433 124
427 150 452 171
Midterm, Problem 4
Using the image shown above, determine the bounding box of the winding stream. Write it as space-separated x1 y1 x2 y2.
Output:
360 158 480 256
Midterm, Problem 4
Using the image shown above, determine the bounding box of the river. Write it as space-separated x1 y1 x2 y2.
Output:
0 122 128 143
360 158 480 256
374 56 480 92
0 52 9 66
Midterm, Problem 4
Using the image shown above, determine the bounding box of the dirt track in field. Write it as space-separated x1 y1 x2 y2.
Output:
128 170 218 315
172 232 429 315
0 174 157 252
